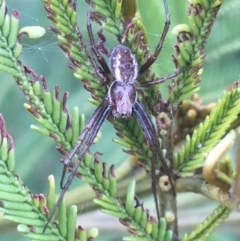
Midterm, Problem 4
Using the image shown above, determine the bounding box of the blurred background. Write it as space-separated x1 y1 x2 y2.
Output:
0 0 239 240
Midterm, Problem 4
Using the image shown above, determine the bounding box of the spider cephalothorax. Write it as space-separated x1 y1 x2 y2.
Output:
44 0 181 232
110 44 138 84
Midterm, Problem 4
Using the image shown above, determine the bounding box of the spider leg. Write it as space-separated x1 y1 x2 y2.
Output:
43 98 111 232
97 29 110 57
120 18 134 44
138 0 170 75
140 68 182 87
87 12 113 81
74 25 108 84
133 100 174 219
59 98 109 188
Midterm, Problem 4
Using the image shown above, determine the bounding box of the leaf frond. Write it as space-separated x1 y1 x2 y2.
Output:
181 205 231 241
175 82 240 176
0 114 97 241
170 0 225 102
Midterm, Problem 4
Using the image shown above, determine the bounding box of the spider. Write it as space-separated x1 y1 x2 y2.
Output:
43 0 181 232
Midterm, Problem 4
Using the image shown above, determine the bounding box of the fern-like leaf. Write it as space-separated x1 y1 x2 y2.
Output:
181 205 231 241
175 83 240 176
170 0 225 102
0 114 97 241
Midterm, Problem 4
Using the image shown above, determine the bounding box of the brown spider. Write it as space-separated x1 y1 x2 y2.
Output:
43 0 181 232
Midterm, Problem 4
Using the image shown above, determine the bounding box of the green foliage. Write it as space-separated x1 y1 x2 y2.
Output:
181 205 231 241
0 0 239 240
175 87 240 176
0 115 97 241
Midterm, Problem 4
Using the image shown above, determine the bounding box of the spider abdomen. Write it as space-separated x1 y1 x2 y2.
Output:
109 81 137 118
109 44 138 84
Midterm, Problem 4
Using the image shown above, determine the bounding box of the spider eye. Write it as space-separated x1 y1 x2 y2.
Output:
109 44 138 84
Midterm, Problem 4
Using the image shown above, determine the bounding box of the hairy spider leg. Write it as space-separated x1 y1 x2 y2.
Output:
59 99 109 188
120 18 134 44
133 100 175 219
58 14 114 174
140 68 182 87
87 12 113 81
63 98 110 172
75 25 109 85
60 26 109 187
74 25 87 52
43 98 111 232
138 0 170 76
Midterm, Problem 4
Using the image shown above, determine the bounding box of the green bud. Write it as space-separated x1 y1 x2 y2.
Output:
19 26 46 39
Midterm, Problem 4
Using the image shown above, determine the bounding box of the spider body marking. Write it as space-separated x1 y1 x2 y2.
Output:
108 44 138 118
110 44 138 84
